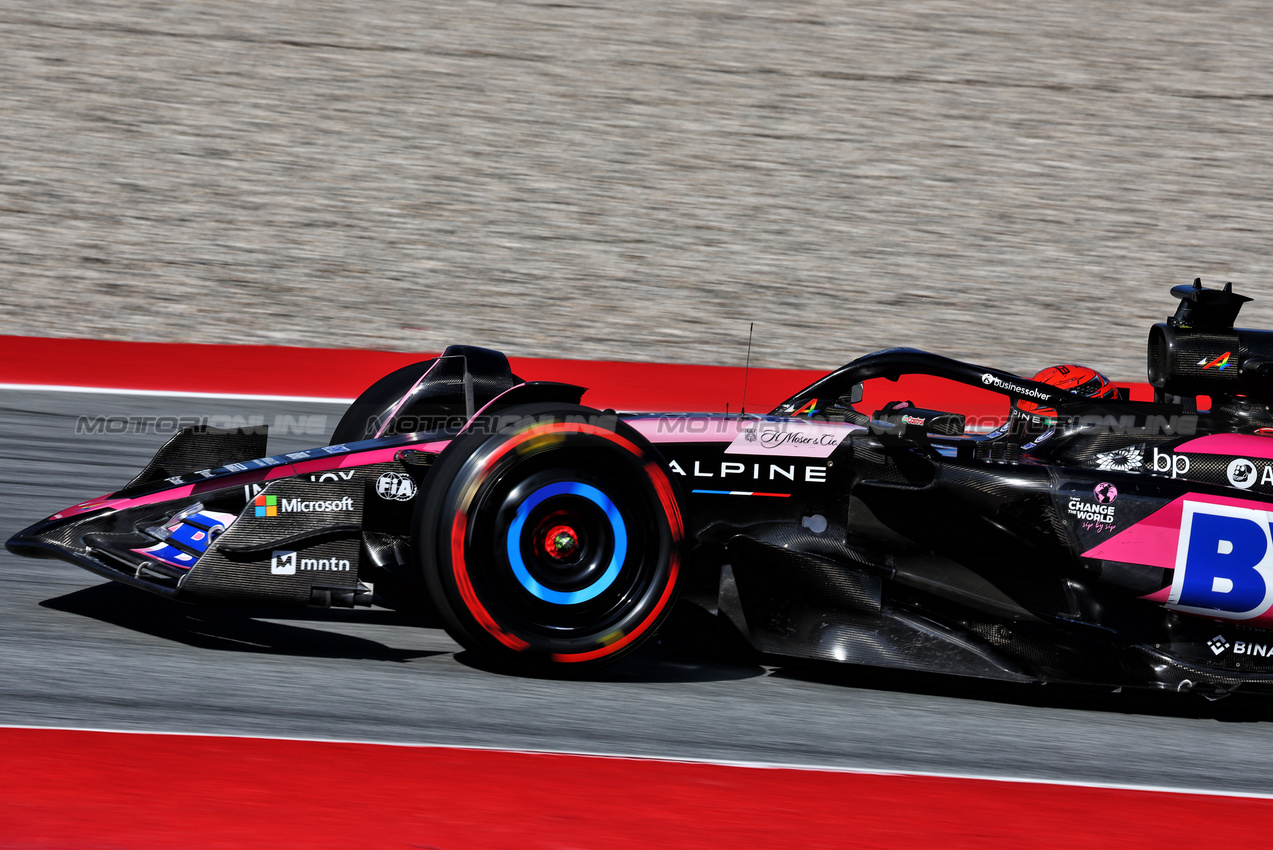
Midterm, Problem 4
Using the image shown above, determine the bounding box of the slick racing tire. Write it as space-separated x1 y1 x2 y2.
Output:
416 403 685 672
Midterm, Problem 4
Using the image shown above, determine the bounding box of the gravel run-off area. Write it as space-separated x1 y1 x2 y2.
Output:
4 2 1273 381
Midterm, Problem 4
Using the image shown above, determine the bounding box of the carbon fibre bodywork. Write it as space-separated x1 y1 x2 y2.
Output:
13 286 1273 692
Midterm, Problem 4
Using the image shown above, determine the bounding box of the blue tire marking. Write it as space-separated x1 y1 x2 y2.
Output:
506 482 626 605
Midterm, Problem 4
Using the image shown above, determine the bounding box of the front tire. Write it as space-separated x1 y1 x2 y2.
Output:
416 404 684 672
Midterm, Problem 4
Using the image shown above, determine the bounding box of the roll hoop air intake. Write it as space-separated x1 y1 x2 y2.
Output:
1147 278 1273 401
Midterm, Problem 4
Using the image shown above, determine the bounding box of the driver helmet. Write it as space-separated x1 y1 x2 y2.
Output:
999 364 1120 445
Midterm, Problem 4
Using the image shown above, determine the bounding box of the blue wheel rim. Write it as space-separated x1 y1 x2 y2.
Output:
505 481 627 605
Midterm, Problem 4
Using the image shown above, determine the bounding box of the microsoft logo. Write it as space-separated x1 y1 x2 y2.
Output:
254 494 278 517
251 493 355 518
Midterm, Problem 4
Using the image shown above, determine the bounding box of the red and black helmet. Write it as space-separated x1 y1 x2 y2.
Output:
1015 364 1120 420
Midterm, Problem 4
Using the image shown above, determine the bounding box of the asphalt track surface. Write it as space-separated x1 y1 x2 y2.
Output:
7 389 1273 799
5 2 1273 379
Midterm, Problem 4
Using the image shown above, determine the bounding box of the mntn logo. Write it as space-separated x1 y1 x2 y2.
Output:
1170 501 1273 619
269 548 351 574
271 549 297 575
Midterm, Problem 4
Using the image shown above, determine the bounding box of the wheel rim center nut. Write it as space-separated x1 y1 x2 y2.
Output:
544 525 578 560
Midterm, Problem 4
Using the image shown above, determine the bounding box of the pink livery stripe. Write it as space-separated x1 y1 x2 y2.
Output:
1174 433 1273 459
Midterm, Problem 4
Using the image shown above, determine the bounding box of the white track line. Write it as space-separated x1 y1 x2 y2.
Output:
2 721 1268 800
0 383 353 404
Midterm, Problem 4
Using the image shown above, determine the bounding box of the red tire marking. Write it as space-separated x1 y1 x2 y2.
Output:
449 508 529 652
451 422 679 663
646 460 685 542
475 420 643 471
448 422 642 654
550 461 684 663
2 727 1270 850
554 547 679 664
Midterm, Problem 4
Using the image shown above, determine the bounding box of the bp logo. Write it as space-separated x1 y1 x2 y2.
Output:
376 472 417 501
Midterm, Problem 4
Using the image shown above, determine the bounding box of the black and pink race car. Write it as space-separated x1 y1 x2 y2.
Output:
11 280 1273 695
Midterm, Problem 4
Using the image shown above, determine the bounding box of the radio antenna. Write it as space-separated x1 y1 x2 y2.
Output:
740 322 754 417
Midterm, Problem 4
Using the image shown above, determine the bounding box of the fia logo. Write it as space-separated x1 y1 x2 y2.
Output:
271 550 297 575
376 472 417 501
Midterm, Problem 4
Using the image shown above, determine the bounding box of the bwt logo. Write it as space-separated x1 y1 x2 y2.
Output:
1169 501 1273 620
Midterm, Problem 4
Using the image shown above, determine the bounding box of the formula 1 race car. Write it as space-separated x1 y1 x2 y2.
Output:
11 280 1273 696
